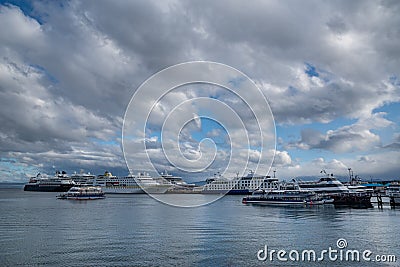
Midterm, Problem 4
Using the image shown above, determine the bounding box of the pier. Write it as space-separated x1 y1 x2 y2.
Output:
371 193 399 209
390 196 399 209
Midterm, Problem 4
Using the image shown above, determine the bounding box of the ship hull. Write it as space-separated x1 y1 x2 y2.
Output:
103 187 145 194
202 189 250 195
243 199 305 205
23 184 74 192
102 185 171 194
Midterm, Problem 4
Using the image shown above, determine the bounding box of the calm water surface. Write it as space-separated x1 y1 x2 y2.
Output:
0 184 399 266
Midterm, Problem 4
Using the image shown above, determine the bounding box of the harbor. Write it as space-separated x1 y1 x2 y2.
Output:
2 0 400 265
23 169 400 209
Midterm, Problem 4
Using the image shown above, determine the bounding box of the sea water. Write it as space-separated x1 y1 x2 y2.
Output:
0 184 399 266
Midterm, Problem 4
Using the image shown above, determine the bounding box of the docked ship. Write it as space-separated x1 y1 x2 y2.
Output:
23 172 75 192
156 171 198 193
94 171 172 194
70 172 96 186
296 173 349 194
158 171 193 186
202 170 280 195
242 189 325 206
294 171 373 208
57 186 105 200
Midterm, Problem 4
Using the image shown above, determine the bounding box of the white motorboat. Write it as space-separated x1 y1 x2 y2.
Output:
242 189 325 206
57 186 105 200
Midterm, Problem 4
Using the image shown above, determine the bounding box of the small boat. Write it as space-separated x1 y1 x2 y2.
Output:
242 189 325 206
57 186 105 200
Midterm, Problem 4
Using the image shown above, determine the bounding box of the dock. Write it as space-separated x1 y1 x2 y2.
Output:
371 194 399 209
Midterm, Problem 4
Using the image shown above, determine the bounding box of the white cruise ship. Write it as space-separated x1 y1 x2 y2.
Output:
202 170 280 195
155 171 198 192
157 171 192 186
70 172 96 186
94 171 171 194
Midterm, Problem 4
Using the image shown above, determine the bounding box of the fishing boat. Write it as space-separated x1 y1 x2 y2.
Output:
57 186 105 200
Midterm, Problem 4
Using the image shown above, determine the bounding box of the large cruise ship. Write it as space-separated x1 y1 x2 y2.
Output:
23 172 75 192
70 172 96 186
202 171 280 194
94 171 172 194
155 171 198 193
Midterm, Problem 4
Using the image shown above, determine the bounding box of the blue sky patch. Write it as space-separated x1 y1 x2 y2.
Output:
1 0 44 24
305 62 319 77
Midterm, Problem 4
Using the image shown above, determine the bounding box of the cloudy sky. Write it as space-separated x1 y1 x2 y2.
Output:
1 0 399 182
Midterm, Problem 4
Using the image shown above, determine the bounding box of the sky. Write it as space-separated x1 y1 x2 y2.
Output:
0 0 399 182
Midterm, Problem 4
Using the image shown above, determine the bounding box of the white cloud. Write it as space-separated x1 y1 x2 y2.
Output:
273 150 292 167
0 1 400 180
0 4 44 49
288 112 393 153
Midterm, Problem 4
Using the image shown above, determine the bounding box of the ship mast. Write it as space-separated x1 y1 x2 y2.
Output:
348 168 354 185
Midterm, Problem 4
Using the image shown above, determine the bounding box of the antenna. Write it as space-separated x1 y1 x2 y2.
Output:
347 168 352 183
